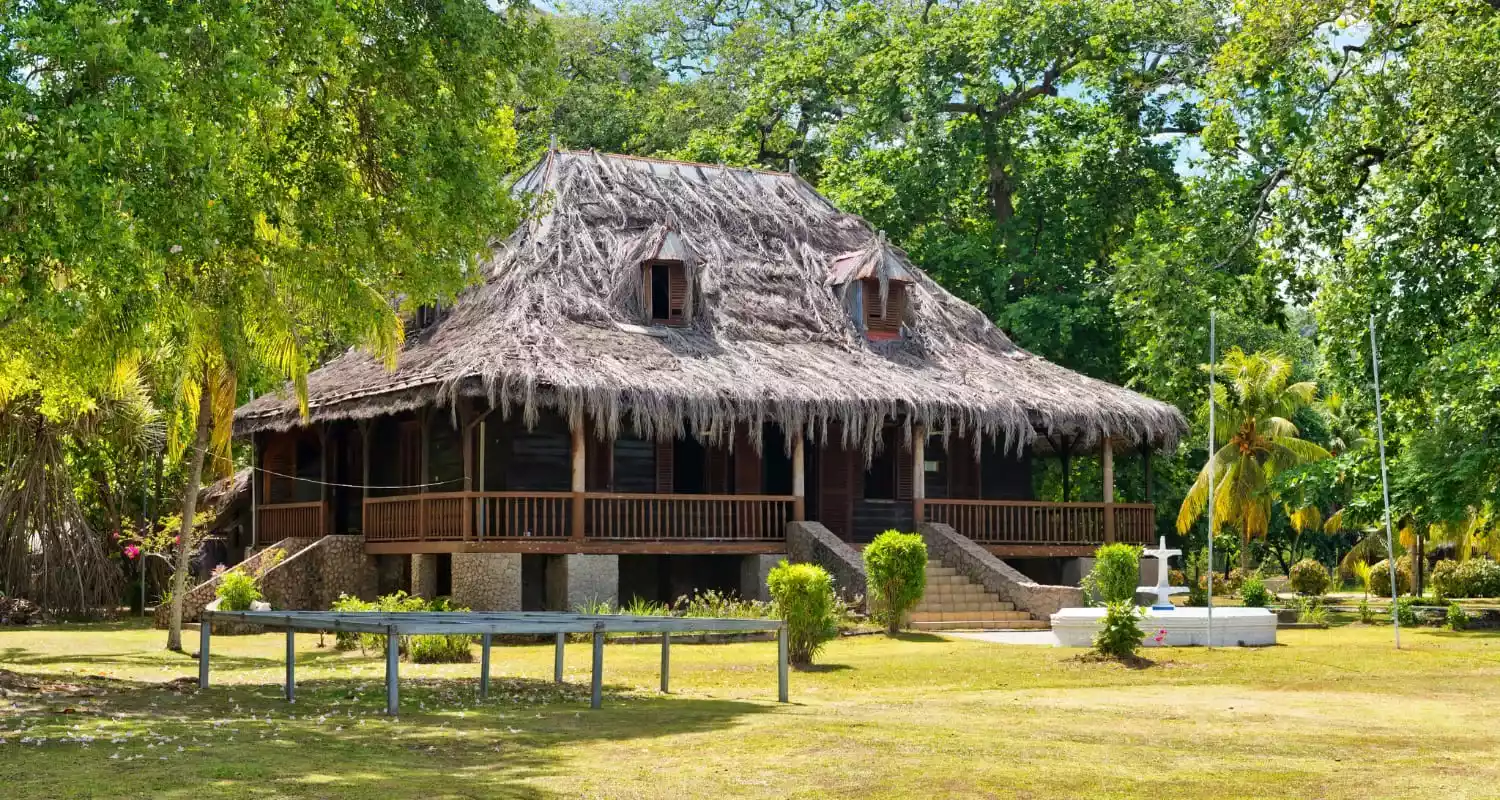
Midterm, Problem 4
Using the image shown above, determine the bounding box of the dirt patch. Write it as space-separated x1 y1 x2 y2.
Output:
0 668 104 698
1064 651 1166 670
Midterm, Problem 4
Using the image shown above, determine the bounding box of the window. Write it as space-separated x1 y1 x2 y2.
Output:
862 427 914 500
645 262 688 325
861 279 906 340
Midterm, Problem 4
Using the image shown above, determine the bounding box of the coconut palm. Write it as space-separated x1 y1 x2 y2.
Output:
1177 348 1332 569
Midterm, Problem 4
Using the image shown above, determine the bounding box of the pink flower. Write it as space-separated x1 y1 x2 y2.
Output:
123 545 141 560
1152 629 1167 644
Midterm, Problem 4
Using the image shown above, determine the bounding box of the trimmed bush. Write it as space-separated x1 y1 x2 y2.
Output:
1288 559 1331 596
1369 559 1412 597
1082 543 1142 605
1393 596 1419 627
1240 574 1270 607
1452 559 1500 598
767 561 839 666
1224 567 1248 596
1358 598 1375 624
1431 559 1461 600
1447 602 1470 631
863 530 927 634
215 571 262 612
1093 600 1145 659
406 597 477 664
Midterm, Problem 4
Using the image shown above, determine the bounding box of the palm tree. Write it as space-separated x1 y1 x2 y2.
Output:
1177 348 1332 569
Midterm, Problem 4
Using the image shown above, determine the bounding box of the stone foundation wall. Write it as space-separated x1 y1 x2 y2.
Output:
410 554 439 599
739 554 785 602
450 553 522 611
918 523 1082 618
787 521 867 602
259 535 380 612
153 536 319 628
562 554 618 610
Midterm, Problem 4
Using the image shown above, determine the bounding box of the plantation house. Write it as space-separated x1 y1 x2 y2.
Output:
213 150 1185 626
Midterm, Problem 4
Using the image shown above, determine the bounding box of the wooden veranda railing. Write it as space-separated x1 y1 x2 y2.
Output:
257 502 327 540
923 500 1155 546
362 492 794 544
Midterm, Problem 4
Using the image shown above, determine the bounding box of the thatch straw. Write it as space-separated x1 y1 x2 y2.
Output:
235 151 1186 458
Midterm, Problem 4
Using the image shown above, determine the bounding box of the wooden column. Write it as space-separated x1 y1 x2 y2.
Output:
912 426 926 523
791 434 806 521
250 433 260 550
1102 436 1116 544
318 424 330 537
571 416 587 540
1059 435 1072 503
1140 443 1153 503
358 421 370 534
460 402 473 541
419 411 430 540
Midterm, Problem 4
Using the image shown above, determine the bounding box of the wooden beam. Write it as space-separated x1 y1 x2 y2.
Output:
363 540 790 556
1102 436 1115 544
570 416 586 540
912 425 926 523
791 433 806 521
984 544 1098 558
1140 443 1153 503
359 420 371 535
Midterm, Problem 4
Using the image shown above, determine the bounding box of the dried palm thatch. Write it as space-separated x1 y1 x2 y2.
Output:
236 151 1186 457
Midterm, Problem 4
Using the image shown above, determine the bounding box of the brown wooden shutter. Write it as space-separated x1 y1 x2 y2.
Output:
667 264 687 324
818 426 853 540
862 279 906 339
733 424 763 494
895 437 915 501
654 439 675 494
263 434 296 505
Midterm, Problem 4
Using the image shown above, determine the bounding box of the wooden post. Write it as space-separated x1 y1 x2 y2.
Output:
912 425 926 523
1102 436 1116 544
317 424 330 537
461 402 474 542
791 434 806 521
571 416 587 540
1059 435 1072 503
419 410 430 540
1140 443 1153 503
250 434 259 550
359 421 371 534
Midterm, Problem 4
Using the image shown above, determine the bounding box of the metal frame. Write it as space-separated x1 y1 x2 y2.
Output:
200 610 789 715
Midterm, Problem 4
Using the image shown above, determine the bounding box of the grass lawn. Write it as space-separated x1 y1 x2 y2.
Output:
4 620 1500 798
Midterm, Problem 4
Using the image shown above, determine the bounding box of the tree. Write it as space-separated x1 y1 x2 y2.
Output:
1177 348 1331 568
1 0 547 648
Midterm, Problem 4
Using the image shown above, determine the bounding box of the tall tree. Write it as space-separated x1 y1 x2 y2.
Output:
1 0 546 648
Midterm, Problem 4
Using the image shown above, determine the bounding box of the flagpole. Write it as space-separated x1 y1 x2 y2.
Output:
1206 308 1216 648
1369 314 1401 649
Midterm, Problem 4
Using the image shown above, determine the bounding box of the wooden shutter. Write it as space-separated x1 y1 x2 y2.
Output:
263 434 296 505
818 426 854 540
733 424 763 494
895 437 915 501
654 439 675 494
667 264 688 324
862 279 906 339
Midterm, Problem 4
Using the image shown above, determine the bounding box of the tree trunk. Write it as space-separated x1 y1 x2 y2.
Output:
1239 537 1253 572
165 382 212 652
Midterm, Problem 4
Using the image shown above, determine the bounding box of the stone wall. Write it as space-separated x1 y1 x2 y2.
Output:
450 553 522 611
918 523 1082 618
786 521 867 602
376 555 409 596
259 535 380 612
561 554 619 609
410 554 439 598
153 536 319 628
739 554 785 602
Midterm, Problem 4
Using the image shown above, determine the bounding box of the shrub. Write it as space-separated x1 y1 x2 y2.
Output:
1291 596 1328 626
766 561 839 666
1289 559 1331 596
330 594 374 650
1369 559 1412 597
862 531 928 634
1447 602 1470 631
407 597 476 663
1240 574 1271 607
1452 559 1500 598
672 589 773 619
1092 600 1145 659
1224 567 1248 596
1184 550 1210 606
1431 560 1461 600
1082 543 1142 606
215 571 262 611
1358 598 1375 624
1393 597 1419 627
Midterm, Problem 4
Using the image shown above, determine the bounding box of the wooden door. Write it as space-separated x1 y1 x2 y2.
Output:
817 426 854 540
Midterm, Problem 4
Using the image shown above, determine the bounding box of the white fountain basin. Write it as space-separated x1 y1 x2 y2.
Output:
1050 606 1278 647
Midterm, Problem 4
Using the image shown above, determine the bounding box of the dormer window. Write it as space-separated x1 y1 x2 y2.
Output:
862 278 906 340
645 261 688 326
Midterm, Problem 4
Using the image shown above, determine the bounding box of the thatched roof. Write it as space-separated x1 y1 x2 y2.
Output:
235 150 1186 456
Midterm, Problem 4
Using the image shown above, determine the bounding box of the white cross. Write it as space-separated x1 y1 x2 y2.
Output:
1137 536 1189 610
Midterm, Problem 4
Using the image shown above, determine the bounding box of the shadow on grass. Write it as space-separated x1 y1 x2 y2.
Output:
1425 628 1500 638
887 632 947 643
0 665 776 800
793 663 852 673
0 646 283 671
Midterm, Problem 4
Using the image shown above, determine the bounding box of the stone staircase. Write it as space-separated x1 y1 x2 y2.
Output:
908 559 1049 631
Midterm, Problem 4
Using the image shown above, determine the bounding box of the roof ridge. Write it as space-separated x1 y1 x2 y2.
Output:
555 149 795 178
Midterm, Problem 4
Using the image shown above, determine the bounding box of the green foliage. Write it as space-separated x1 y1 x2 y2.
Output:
1290 596 1328 626
1092 601 1145 660
1393 597 1419 628
1223 567 1249 596
325 592 469 658
1081 544 1142 606
1369 560 1412 598
1358 599 1375 625
671 589 773 620
1288 559 1331 596
1185 550 1210 606
1430 560 1461 601
1446 602 1471 632
1239 574 1271 608
214 571 261 612
1450 559 1500 599
862 531 928 634
329 594 374 650
766 561 839 666
407 598 477 664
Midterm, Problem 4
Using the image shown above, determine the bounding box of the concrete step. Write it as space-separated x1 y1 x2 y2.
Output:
913 603 1017 614
909 610 1032 623
911 619 1051 631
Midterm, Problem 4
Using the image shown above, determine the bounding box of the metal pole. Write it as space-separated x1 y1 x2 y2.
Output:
479 633 491 698
1207 308 1216 648
590 628 604 710
660 632 671 693
777 625 789 703
198 616 211 689
285 629 296 702
554 632 565 684
386 629 400 716
1370 314 1402 649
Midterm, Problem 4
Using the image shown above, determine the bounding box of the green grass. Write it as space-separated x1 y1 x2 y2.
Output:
5 619 1500 798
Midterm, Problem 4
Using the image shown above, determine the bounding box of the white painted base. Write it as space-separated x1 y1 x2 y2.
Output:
1050 607 1278 648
